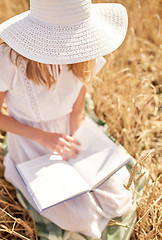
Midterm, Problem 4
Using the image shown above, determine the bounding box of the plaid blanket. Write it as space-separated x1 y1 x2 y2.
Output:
2 95 147 240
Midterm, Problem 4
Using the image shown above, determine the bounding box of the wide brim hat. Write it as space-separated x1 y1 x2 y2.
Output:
0 0 128 64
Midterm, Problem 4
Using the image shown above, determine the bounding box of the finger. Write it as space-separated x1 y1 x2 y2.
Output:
59 138 80 155
59 137 71 148
57 145 78 159
64 135 80 146
70 145 80 155
56 149 69 161
62 147 78 159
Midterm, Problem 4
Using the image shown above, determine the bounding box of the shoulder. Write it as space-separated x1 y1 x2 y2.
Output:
0 43 17 66
0 43 14 65
0 44 17 91
0 43 11 56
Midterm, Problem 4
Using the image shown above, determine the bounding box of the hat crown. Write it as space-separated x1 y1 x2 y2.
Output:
30 0 91 24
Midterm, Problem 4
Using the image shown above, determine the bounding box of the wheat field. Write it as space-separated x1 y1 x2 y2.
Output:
0 0 161 239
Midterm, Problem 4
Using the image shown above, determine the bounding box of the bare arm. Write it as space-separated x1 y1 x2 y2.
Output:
0 92 79 160
70 85 86 136
0 92 44 141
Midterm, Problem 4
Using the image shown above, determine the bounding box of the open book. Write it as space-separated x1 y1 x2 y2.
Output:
16 117 132 211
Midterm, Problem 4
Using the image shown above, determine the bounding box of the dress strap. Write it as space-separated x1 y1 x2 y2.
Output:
18 58 41 122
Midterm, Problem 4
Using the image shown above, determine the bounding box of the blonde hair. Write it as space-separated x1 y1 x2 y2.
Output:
8 46 95 89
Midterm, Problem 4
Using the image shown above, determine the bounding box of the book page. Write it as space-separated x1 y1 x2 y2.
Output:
16 154 90 211
71 117 131 188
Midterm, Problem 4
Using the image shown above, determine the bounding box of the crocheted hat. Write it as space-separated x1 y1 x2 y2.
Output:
0 0 128 64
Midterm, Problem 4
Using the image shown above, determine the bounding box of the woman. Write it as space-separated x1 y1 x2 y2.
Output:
0 0 133 238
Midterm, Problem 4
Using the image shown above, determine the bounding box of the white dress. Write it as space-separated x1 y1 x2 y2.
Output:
0 44 133 239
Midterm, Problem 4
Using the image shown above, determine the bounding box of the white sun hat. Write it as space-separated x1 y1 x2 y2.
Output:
0 0 128 64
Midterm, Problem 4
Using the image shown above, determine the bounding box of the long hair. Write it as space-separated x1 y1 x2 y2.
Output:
7 44 95 89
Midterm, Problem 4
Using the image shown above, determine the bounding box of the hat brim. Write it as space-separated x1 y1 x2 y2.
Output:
0 3 128 64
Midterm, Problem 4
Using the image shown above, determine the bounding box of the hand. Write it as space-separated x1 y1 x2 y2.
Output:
38 131 80 161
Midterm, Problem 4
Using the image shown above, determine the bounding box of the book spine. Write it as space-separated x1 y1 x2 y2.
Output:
93 158 132 190
15 166 43 211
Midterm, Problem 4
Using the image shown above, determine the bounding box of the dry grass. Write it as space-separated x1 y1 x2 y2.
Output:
90 1 162 239
0 0 162 239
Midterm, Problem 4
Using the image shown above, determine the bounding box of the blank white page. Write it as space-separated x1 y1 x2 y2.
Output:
16 154 90 211
71 117 131 188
